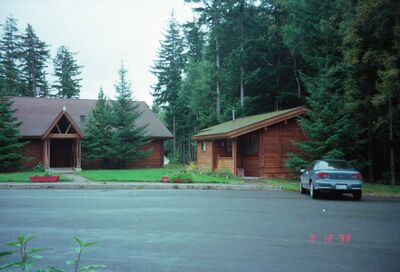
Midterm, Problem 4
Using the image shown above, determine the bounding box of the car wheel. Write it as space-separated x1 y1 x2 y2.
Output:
352 191 362 201
310 182 318 199
300 182 306 194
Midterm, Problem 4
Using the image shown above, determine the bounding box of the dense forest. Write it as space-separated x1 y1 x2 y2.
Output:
0 1 399 184
0 17 82 98
152 0 400 184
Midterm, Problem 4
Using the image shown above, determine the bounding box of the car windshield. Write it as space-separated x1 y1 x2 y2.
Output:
316 160 354 170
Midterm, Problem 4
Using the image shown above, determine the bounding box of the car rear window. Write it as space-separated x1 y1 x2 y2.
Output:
316 160 354 170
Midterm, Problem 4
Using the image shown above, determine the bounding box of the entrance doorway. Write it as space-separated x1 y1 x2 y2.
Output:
238 132 260 177
50 139 74 167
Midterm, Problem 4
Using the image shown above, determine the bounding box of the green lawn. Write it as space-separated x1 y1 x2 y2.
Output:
78 167 242 184
0 172 70 182
363 183 400 196
263 178 400 196
263 178 299 191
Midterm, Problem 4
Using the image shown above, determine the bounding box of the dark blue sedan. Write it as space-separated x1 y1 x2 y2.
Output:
300 160 363 200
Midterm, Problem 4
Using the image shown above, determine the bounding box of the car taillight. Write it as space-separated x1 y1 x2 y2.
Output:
351 173 362 180
316 172 330 179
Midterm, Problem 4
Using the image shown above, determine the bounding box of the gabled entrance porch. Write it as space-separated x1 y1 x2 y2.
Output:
42 109 82 170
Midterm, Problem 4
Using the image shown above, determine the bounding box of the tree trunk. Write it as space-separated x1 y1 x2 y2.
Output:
389 98 396 185
173 115 176 161
368 112 374 183
275 54 281 110
291 54 301 100
239 0 245 107
216 36 221 121
240 67 245 107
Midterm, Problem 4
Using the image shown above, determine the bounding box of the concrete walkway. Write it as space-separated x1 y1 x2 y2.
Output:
0 173 281 191
63 173 88 183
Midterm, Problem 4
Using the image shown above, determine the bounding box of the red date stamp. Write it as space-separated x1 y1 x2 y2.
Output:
309 233 351 243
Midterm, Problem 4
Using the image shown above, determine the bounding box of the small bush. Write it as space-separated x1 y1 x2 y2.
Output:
284 153 309 175
184 162 198 172
171 171 193 183
212 169 234 179
33 162 45 173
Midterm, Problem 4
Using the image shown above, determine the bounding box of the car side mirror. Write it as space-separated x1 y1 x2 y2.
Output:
300 169 305 173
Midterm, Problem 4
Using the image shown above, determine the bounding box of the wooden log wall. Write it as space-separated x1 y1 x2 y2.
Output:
196 140 214 170
260 118 305 178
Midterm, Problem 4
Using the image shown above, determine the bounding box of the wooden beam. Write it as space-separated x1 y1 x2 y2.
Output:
259 132 263 177
43 139 49 168
55 124 61 134
42 110 84 140
211 141 215 171
65 124 71 134
232 138 237 176
48 133 79 139
76 139 81 169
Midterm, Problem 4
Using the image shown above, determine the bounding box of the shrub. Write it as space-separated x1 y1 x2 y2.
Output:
33 162 45 173
184 162 198 173
171 171 193 183
212 169 234 179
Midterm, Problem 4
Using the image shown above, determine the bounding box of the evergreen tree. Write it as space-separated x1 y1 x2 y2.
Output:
282 0 360 171
185 0 228 121
179 58 216 162
52 45 82 98
82 88 113 167
181 58 216 130
19 24 50 97
151 13 185 160
342 0 400 183
0 94 27 172
183 19 204 62
0 17 21 96
110 63 150 167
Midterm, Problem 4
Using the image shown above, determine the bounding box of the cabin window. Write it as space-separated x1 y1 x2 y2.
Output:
201 141 207 152
225 139 232 156
241 133 259 155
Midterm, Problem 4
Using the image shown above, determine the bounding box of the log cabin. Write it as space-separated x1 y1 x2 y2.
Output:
11 97 173 170
192 107 306 178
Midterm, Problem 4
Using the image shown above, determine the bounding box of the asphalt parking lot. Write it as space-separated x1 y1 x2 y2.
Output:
0 189 399 272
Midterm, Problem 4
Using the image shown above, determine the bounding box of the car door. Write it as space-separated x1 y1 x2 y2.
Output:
301 161 316 189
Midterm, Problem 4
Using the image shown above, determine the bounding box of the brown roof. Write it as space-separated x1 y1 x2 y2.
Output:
192 106 305 140
11 97 173 139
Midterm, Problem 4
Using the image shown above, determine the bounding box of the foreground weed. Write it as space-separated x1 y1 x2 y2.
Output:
0 235 105 272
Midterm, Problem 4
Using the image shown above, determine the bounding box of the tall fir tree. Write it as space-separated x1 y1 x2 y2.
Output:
183 19 204 62
151 13 185 160
52 45 82 98
342 0 400 183
185 0 227 121
0 93 27 172
282 0 360 171
82 88 113 167
110 63 150 167
19 24 50 97
0 17 21 96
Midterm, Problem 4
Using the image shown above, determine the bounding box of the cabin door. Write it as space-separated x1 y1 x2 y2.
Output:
50 139 74 167
239 132 260 177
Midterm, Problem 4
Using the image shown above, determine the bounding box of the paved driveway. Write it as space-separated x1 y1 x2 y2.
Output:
0 190 399 272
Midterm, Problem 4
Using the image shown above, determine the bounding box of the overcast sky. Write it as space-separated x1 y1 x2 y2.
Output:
0 0 195 106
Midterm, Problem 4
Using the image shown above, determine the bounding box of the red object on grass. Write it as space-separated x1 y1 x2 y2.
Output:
161 176 169 183
29 176 60 182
